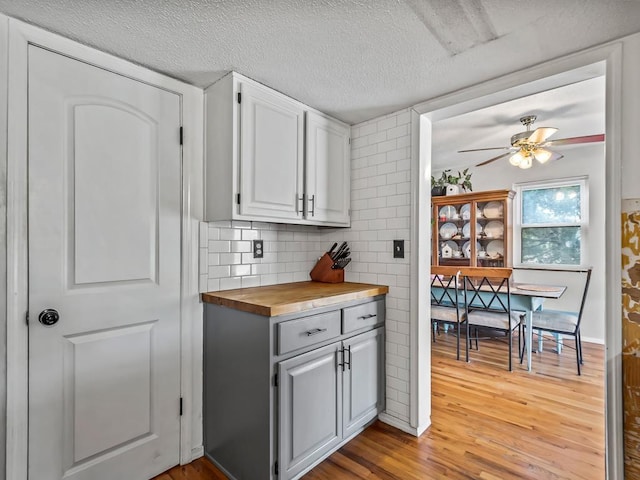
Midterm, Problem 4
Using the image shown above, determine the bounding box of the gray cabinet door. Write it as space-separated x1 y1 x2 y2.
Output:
342 327 384 439
278 342 342 480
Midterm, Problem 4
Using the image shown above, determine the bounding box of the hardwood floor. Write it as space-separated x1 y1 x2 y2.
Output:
154 329 605 479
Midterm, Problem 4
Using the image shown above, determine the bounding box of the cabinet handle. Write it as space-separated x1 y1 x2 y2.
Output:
345 345 351 371
358 313 377 320
296 194 305 214
338 345 351 371
309 194 315 217
305 327 327 336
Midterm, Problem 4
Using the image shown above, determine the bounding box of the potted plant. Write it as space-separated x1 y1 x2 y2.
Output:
432 168 473 196
431 173 447 196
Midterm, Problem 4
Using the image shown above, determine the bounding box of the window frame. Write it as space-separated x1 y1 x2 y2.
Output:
513 176 589 270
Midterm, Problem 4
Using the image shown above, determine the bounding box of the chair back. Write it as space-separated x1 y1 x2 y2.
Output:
574 267 593 330
459 267 513 315
431 266 461 308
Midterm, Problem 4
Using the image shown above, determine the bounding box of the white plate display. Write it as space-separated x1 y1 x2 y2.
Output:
460 203 471 220
483 201 503 219
439 222 458 239
486 240 504 258
438 205 457 220
462 222 481 239
483 220 504 238
462 241 480 258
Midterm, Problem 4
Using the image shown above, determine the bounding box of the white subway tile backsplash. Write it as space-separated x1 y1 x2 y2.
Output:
220 277 242 290
219 253 241 265
231 264 251 277
231 241 251 253
220 228 241 240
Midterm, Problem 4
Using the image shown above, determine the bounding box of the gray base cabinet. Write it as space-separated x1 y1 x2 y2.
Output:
203 295 385 480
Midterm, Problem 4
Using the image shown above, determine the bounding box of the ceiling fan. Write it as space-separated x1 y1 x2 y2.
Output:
459 115 605 169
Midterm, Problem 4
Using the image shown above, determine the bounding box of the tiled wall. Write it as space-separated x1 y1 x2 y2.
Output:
199 220 335 292
200 107 414 426
347 109 412 423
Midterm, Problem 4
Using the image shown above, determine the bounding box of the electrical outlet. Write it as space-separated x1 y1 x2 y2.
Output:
253 239 264 258
393 240 404 259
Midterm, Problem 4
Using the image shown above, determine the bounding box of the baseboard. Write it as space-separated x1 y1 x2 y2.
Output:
190 445 204 461
378 412 431 437
582 336 604 345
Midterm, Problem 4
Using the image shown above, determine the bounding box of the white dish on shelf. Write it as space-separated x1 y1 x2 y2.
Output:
460 203 482 220
462 222 481 239
483 201 503 219
439 222 458 239
486 240 504 258
438 205 457 220
462 241 480 259
460 203 471 220
483 220 504 238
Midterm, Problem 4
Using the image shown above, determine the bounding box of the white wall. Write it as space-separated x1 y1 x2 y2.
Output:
0 14 8 476
434 142 606 342
200 108 413 425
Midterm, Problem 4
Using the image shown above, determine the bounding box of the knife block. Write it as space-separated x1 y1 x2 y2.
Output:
310 253 344 283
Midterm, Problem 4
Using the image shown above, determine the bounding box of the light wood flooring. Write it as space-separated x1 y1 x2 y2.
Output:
155 329 605 479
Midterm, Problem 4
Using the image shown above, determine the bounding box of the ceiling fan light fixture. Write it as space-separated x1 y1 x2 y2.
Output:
509 150 525 166
518 155 533 169
533 148 553 164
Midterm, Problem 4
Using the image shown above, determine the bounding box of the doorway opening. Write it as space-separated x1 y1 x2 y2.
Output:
409 47 623 478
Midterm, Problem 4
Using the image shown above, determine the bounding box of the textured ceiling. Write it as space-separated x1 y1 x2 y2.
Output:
0 1 639 124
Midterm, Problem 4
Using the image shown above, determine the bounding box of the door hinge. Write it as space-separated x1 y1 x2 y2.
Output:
236 193 241 205
179 397 183 416
273 373 278 387
179 126 183 145
25 311 29 326
237 92 241 104
274 461 278 475
348 137 351 145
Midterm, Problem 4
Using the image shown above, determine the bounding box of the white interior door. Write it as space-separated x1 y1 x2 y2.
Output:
28 46 182 480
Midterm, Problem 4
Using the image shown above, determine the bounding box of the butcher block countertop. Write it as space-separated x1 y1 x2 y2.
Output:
201 281 389 317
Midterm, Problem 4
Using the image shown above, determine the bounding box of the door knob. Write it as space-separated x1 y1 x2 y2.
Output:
38 309 60 326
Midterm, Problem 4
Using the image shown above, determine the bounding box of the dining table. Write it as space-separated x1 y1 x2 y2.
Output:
432 278 567 371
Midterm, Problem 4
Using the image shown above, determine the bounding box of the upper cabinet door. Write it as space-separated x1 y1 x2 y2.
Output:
239 82 304 220
305 111 351 225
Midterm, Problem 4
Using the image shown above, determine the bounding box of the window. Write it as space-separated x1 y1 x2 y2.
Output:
514 177 588 268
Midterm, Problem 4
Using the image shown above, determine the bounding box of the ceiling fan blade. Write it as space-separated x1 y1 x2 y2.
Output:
542 133 605 147
458 146 512 153
527 127 558 144
476 152 511 167
549 152 564 162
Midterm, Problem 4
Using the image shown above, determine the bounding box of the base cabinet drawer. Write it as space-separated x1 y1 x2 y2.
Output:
343 299 385 334
278 311 341 355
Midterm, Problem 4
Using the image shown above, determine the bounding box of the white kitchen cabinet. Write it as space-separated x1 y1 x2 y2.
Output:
305 111 351 224
204 71 350 226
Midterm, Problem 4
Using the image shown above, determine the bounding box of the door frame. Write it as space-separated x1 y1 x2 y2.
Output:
409 41 624 477
4 17 204 480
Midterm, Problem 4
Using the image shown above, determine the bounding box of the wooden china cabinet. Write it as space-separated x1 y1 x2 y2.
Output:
431 189 515 268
